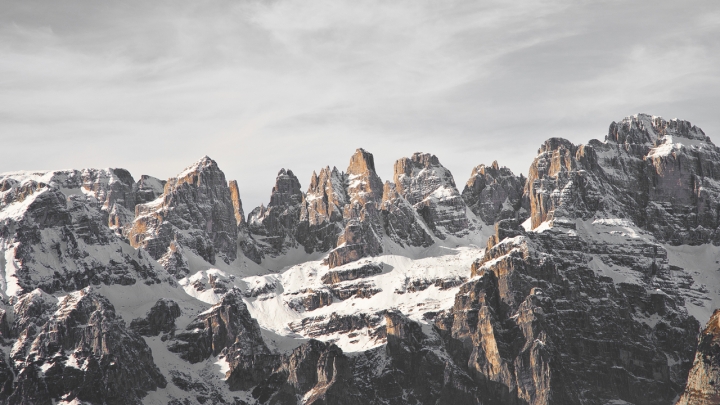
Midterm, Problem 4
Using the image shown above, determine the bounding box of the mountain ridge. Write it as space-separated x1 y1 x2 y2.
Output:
0 113 719 404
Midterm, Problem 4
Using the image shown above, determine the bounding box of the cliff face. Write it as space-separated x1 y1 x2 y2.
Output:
393 152 471 239
0 169 166 296
380 181 434 248
1 114 719 405
462 161 527 225
677 310 720 405
4 288 167 405
247 169 304 258
128 156 239 275
297 166 348 253
438 219 699 404
325 149 386 268
525 114 720 245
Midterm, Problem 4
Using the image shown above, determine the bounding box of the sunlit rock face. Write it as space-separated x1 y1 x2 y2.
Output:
677 309 720 405
525 114 720 245
434 219 699 405
128 156 239 270
326 149 386 268
2 114 720 405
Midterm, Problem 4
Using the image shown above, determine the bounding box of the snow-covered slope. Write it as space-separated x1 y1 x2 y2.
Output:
0 113 719 405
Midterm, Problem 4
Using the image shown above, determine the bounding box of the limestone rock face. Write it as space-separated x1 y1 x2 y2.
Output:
252 339 363 405
246 169 304 257
254 312 484 404
364 310 484 404
525 114 720 245
228 180 246 226
109 174 165 235
326 149 386 268
297 166 348 253
6 288 166 405
169 288 278 390
128 156 239 269
393 152 470 238
129 298 181 337
525 137 602 229
0 170 165 296
380 181 434 248
462 161 527 225
677 309 720 405
434 215 699 404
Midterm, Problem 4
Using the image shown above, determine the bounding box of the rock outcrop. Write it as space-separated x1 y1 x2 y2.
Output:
393 152 470 238
128 156 239 270
6 288 166 405
247 169 304 258
380 181 434 248
297 166 348 254
525 114 720 245
169 288 278 390
321 263 383 285
130 298 181 337
462 161 527 225
677 309 720 405
326 149 386 268
252 339 363 404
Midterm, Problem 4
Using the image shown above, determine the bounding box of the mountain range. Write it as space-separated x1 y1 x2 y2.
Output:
1 114 720 404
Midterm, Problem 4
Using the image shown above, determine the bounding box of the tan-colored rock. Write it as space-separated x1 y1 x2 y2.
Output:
327 149 385 267
228 180 245 226
677 309 720 405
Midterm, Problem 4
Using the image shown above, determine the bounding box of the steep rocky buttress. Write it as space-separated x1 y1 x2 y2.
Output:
0 113 719 405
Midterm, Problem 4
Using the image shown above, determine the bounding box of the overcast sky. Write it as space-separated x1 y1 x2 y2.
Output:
1 0 719 210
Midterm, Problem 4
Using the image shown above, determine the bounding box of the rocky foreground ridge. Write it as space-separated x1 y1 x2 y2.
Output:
0 114 719 404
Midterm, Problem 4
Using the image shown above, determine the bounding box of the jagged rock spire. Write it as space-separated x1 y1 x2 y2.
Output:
327 148 385 268
245 168 304 258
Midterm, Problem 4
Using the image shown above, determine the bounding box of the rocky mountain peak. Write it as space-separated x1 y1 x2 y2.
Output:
268 168 302 208
347 148 377 175
128 156 238 270
244 168 305 258
608 113 709 147
392 152 469 238
302 166 347 227
345 148 384 206
462 161 526 225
